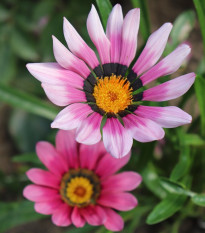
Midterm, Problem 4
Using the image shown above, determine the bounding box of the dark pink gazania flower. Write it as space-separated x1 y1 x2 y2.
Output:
26 4 196 158
23 130 142 231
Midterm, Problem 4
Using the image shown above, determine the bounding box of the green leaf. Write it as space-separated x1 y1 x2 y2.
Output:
0 201 45 233
146 194 187 224
183 133 205 146
96 0 112 29
194 75 205 137
12 153 41 165
0 84 58 120
191 194 205 206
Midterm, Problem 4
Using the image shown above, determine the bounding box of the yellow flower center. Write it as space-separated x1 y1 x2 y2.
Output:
93 74 133 114
60 169 100 207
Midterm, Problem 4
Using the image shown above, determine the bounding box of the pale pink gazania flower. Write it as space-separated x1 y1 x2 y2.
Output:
26 4 196 158
23 130 142 231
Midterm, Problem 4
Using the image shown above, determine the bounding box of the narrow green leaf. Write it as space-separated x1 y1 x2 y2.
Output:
96 0 112 29
191 194 205 206
12 153 39 164
0 84 58 120
183 133 205 146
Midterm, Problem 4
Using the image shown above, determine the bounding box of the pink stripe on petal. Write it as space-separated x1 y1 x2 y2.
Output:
143 72 196 101
140 43 191 85
98 192 138 211
52 36 90 78
102 118 133 158
51 204 72 227
133 23 173 75
26 168 60 189
102 171 142 192
23 184 60 202
51 103 93 130
87 5 110 64
56 130 79 169
63 17 99 69
76 112 102 145
106 4 123 63
34 200 63 215
71 206 85 228
123 114 165 142
104 208 124 232
119 8 140 66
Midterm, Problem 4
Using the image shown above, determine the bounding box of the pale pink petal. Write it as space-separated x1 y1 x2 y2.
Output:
119 8 140 67
26 168 60 189
36 141 68 176
34 200 63 215
87 5 110 64
106 4 123 63
42 83 86 106
26 63 84 87
102 171 142 192
135 105 192 128
51 204 72 227
123 114 165 142
56 130 79 169
52 36 90 78
51 103 93 130
95 152 131 179
23 184 60 202
143 72 196 101
63 17 99 69
76 112 102 145
71 206 85 228
133 23 173 75
98 192 138 211
102 118 133 158
140 43 191 85
104 208 124 231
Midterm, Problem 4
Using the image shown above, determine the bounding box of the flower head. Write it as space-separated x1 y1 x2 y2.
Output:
27 4 196 158
23 130 142 231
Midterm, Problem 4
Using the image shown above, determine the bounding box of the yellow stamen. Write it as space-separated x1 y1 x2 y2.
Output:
93 74 133 114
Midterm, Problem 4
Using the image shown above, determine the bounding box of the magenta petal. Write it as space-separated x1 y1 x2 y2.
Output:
119 8 140 66
135 105 192 128
87 5 110 64
76 112 102 145
51 204 72 227
71 206 85 228
102 118 133 158
102 171 142 192
52 36 90 78
123 114 165 142
23 184 59 202
63 17 99 69
34 200 63 215
51 103 93 130
104 208 124 231
98 192 138 211
26 168 60 189
133 22 173 75
55 130 79 169
143 72 196 101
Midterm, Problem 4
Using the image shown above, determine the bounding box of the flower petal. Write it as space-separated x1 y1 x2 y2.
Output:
98 192 138 211
135 105 192 128
104 208 124 232
63 17 99 69
119 8 140 67
34 200 63 215
102 118 133 158
133 23 173 75
51 204 72 227
87 5 110 64
71 206 85 228
142 72 196 101
102 171 142 192
76 112 102 145
51 103 93 130
123 114 165 142
106 4 123 63
26 168 60 189
140 43 191 85
52 36 90 78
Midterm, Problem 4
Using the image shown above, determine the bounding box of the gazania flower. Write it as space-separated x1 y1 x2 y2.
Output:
23 130 142 231
27 4 195 158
